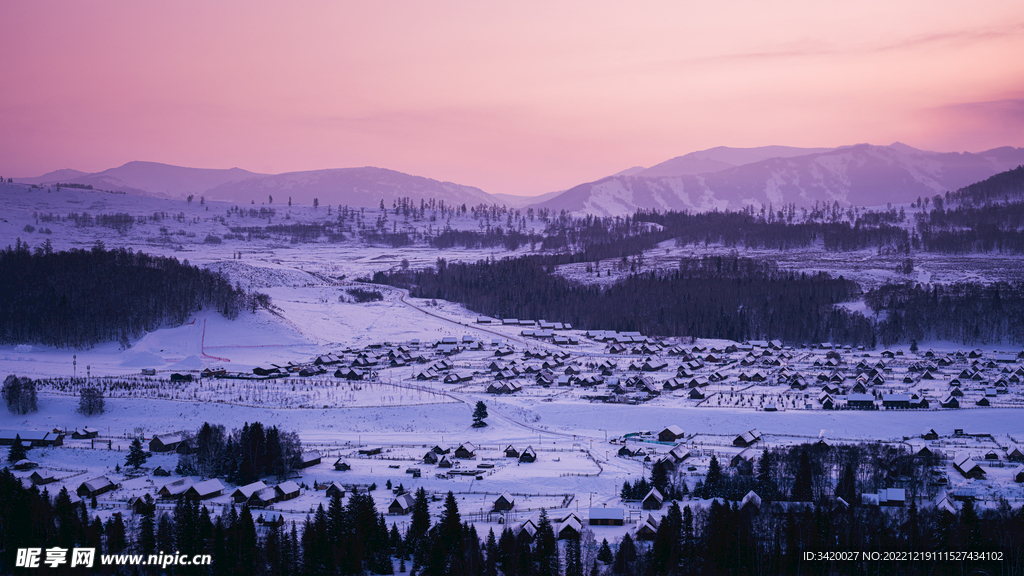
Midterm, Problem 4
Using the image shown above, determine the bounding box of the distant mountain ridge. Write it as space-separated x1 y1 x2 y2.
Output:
18 143 1024 214
531 144 1024 216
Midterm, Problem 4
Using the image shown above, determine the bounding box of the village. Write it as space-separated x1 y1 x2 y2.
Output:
7 316 1024 546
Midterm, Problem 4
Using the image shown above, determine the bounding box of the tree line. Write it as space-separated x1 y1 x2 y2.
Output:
374 255 876 345
0 241 249 348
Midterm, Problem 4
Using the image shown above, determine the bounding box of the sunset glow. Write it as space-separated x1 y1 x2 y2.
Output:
3 1 1023 195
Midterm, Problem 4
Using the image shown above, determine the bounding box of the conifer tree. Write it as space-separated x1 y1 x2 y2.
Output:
125 437 149 469
7 435 27 462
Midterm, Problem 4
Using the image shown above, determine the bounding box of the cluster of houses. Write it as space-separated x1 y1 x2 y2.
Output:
416 443 538 469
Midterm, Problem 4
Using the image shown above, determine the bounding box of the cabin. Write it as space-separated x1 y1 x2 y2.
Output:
1013 465 1024 483
519 446 537 463
635 514 660 540
149 433 183 453
128 495 156 515
258 511 285 528
878 488 906 506
940 396 960 409
334 458 352 471
953 454 986 479
232 481 269 503
668 445 691 463
423 451 439 465
325 482 346 499
29 470 56 485
588 507 624 526
641 487 664 510
248 486 279 507
1007 445 1024 462
733 429 762 447
389 493 415 514
922 429 939 440
557 515 583 540
77 477 116 498
275 481 301 501
688 389 706 400
437 456 453 469
184 479 225 501
71 427 99 440
658 425 685 442
157 478 194 499
0 430 64 447
454 443 476 459
504 445 520 458
882 394 911 409
494 491 515 511
846 394 875 409
298 451 322 468
740 490 762 513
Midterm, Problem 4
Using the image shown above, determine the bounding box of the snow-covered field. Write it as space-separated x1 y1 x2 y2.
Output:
4 182 1024 537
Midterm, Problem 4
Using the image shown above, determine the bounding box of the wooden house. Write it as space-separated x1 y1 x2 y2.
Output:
733 429 762 447
298 451 322 468
232 481 269 503
325 482 346 499
493 491 515 511
954 454 985 479
71 427 99 440
658 425 685 442
275 481 300 501
641 487 664 510
149 433 183 453
588 507 624 526
519 446 537 463
389 493 415 514
184 479 225 501
77 477 116 498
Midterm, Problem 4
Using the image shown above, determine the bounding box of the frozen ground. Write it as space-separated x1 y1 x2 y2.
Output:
5 182 1024 537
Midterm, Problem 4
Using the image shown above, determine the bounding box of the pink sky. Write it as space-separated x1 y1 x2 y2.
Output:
3 1 1023 196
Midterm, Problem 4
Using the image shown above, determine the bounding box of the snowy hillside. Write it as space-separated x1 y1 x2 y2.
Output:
532 144 1024 216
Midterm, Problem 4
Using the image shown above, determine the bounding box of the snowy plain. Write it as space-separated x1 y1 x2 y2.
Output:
3 181 1024 539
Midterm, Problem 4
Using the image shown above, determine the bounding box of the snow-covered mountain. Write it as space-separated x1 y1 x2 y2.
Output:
16 162 497 207
202 166 496 207
532 144 1024 216
17 162 265 198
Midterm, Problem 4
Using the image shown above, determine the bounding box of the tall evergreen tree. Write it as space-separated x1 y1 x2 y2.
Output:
7 435 28 462
125 437 149 469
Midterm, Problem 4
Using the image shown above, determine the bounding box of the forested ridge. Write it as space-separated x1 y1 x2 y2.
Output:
375 255 876 345
377 252 1024 346
0 240 247 348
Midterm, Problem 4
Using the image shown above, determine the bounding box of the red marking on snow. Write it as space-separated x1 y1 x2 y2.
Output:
201 319 231 362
